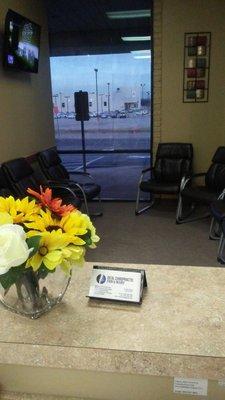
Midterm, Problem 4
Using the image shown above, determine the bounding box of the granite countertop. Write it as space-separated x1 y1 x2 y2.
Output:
0 262 225 379
0 393 85 400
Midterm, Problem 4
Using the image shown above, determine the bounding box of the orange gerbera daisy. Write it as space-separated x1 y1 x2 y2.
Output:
27 186 75 217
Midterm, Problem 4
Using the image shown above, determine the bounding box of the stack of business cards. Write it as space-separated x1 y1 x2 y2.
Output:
88 265 147 304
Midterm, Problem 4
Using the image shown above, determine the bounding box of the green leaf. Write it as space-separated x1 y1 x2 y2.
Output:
26 236 41 258
0 265 25 290
36 263 51 280
80 229 92 246
27 195 35 202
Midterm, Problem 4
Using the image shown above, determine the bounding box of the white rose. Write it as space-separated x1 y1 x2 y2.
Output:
0 224 31 275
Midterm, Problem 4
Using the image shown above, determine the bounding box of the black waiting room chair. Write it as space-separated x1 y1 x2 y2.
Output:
176 147 225 224
1 157 81 210
37 148 102 216
210 199 225 264
135 143 193 215
0 167 13 197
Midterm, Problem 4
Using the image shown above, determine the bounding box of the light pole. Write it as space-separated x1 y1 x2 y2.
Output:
116 87 121 111
53 94 60 134
107 82 110 113
140 83 146 106
53 94 58 106
64 96 70 114
94 69 99 117
99 94 105 113
59 92 63 112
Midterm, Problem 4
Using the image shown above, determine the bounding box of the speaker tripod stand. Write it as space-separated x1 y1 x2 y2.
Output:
73 90 103 216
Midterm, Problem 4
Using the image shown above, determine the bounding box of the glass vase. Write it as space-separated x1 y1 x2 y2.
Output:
0 267 71 319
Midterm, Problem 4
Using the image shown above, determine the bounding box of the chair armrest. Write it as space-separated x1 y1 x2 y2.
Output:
191 172 207 178
46 182 81 203
46 179 70 185
180 172 206 191
218 189 225 200
47 173 95 185
141 166 154 174
69 171 96 182
138 166 154 186
69 171 92 177
47 181 88 202
47 179 85 187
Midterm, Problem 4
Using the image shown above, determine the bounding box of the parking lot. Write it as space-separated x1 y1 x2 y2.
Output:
55 114 151 199
54 113 150 134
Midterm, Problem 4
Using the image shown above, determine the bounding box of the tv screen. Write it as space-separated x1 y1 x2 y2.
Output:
3 9 41 73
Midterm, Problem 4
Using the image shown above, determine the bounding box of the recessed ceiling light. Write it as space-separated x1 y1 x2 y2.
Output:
122 36 151 42
106 9 151 19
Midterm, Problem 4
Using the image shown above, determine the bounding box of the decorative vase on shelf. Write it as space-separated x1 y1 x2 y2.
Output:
0 187 99 319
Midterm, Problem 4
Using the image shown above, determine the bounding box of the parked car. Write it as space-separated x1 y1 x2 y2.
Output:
134 109 149 116
66 112 75 119
142 109 149 115
118 111 126 118
133 109 142 115
100 112 111 119
89 111 97 117
56 112 67 119
110 111 118 118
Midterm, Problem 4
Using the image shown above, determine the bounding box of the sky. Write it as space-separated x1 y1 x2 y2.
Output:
50 52 151 98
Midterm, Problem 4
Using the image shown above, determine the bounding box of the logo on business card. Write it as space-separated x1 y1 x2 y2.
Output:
96 274 106 284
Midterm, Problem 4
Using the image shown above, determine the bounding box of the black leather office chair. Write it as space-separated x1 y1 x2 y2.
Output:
176 147 225 224
135 143 193 215
37 148 102 216
2 158 81 209
0 167 12 197
210 199 225 263
221 219 225 264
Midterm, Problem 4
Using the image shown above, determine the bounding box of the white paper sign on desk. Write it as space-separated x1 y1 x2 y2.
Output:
174 377 208 396
88 266 147 304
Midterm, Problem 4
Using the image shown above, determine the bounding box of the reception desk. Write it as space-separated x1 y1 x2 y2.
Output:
1 262 225 399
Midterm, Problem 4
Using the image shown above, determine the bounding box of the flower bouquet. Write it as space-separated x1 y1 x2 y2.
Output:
0 187 99 318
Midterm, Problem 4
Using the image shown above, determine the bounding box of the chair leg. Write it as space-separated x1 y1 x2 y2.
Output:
83 193 90 216
72 183 103 217
217 233 225 264
70 182 90 216
176 195 195 223
90 195 103 217
209 217 221 240
135 188 154 215
175 194 183 223
176 195 210 224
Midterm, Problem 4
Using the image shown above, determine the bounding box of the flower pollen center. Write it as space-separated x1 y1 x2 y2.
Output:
39 246 48 256
46 225 64 233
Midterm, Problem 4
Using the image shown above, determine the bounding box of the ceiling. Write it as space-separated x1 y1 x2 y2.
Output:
45 0 152 56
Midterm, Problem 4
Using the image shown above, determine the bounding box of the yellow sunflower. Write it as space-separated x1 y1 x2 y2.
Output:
0 196 40 225
24 208 59 233
60 245 85 274
27 230 72 271
25 209 91 245
81 213 100 248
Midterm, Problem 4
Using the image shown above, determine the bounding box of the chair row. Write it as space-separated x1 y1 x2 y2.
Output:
0 148 103 217
135 143 225 262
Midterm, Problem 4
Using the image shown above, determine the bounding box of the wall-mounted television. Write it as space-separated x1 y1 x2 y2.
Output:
3 9 41 73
